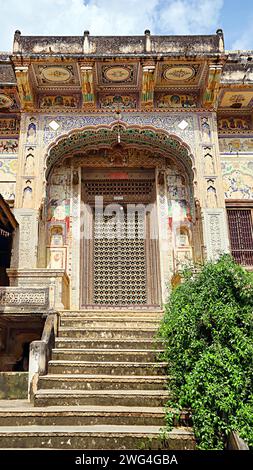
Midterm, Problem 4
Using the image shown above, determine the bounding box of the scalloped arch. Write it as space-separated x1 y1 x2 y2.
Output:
45 122 195 180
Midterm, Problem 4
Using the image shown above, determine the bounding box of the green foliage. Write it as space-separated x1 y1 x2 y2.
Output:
159 255 253 449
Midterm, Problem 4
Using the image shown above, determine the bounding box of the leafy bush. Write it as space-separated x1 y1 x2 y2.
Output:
159 255 253 449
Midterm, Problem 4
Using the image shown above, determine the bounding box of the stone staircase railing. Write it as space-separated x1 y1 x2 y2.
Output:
0 287 49 312
28 311 59 401
227 431 249 450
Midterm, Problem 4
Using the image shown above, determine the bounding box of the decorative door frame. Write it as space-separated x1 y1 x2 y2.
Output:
80 169 161 308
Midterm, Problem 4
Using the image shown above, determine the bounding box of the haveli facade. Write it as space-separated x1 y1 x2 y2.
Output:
0 29 253 370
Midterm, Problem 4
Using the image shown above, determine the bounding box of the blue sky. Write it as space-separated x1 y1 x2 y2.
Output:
0 0 252 52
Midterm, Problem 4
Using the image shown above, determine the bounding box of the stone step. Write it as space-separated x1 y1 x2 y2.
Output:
0 403 166 427
0 401 192 428
58 327 158 339
48 360 167 376
34 389 169 407
55 338 164 350
52 349 164 363
0 425 196 450
59 310 164 319
38 374 168 391
60 318 161 328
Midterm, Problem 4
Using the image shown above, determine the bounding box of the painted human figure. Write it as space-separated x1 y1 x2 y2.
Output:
142 68 155 103
25 154 34 175
82 68 94 103
50 226 63 246
23 185 33 208
201 117 211 143
207 185 217 208
27 118 36 144
204 153 214 175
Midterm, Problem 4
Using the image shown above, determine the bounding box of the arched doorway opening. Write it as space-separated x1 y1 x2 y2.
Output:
42 123 201 309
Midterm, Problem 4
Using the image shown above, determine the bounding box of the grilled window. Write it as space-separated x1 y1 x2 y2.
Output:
227 206 253 266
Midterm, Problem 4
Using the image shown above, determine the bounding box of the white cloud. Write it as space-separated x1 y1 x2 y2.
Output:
232 16 253 51
157 0 224 35
0 0 223 52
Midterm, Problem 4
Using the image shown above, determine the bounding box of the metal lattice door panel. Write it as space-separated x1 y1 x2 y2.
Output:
81 172 161 307
93 210 147 305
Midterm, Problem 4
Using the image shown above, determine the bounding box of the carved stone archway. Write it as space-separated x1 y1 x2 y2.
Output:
45 122 195 181
43 123 201 308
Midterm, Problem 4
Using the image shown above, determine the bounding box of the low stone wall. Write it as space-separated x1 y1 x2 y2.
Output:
0 286 49 312
0 372 28 399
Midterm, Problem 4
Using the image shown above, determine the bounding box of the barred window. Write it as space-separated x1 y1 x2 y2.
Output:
226 203 253 266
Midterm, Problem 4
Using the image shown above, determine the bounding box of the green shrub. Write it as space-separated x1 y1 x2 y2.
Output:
159 255 253 449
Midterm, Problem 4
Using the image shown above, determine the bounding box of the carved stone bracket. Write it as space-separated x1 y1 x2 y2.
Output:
202 65 222 110
15 66 34 111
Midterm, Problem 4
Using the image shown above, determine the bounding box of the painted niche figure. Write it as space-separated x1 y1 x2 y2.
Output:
27 118 36 144
207 185 217 208
142 69 155 103
50 226 64 246
49 198 70 231
204 153 214 175
201 117 211 143
25 154 34 175
23 186 33 208
82 69 94 103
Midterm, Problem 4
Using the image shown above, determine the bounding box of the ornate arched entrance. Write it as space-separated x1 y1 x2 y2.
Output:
43 123 201 309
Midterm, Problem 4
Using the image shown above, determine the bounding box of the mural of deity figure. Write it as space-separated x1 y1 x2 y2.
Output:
24 154 34 175
204 153 215 175
81 67 94 104
207 185 217 208
201 117 211 143
50 226 64 246
23 184 33 208
27 118 36 144
48 198 70 231
141 67 155 103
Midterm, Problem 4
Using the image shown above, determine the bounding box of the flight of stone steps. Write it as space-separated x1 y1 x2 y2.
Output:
0 309 195 449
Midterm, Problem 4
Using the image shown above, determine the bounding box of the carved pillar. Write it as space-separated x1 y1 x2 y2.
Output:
156 169 172 302
15 114 38 210
199 113 230 260
80 65 96 110
70 166 81 308
11 209 39 269
192 199 205 263
202 208 230 260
